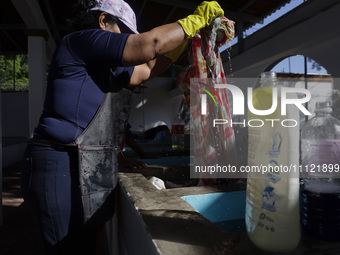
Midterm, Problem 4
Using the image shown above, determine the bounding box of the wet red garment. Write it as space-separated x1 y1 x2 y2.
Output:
178 17 238 185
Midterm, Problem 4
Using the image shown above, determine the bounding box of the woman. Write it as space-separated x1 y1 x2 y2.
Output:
21 0 224 254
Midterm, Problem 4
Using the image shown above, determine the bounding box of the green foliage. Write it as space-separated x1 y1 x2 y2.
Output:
0 55 29 91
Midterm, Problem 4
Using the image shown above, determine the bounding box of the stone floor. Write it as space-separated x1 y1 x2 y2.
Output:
1 161 44 255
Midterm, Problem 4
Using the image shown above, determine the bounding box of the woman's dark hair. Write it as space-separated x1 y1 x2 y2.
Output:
68 0 119 31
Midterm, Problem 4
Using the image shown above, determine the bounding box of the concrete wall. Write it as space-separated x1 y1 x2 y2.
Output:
224 0 340 81
109 183 159 255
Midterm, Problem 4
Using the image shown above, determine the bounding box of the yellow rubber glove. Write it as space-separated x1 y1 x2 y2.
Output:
165 39 189 63
177 1 224 38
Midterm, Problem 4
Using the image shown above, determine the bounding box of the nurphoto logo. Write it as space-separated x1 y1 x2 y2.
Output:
197 81 312 128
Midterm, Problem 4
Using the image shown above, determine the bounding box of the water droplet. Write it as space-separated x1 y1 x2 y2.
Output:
226 41 234 79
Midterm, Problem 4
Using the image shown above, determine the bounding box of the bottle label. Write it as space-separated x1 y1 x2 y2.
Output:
172 124 184 135
301 139 340 178
261 186 277 212
246 177 300 240
247 87 300 179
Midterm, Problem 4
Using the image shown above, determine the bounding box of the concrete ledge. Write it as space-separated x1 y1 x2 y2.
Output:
115 172 340 255
116 172 237 255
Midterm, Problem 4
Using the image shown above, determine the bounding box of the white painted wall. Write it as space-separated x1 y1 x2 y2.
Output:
128 77 184 133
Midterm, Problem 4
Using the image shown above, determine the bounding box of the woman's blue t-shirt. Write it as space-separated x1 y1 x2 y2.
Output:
35 29 134 144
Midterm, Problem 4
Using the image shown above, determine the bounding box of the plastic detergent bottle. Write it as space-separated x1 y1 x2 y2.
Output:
301 101 340 240
245 72 301 252
172 113 185 150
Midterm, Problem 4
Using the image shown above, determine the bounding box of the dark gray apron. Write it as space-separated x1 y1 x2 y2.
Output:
75 88 133 223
